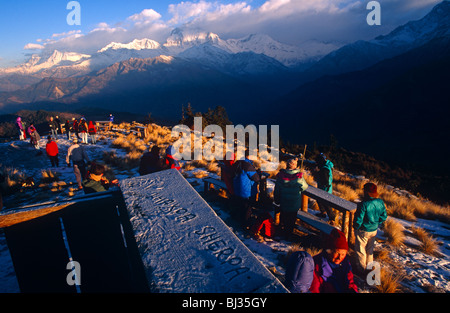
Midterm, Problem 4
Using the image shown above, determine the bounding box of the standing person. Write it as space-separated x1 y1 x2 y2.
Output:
45 136 59 167
109 114 114 130
232 153 260 226
353 182 388 274
55 115 62 135
66 137 90 190
88 120 97 144
15 116 25 140
139 145 163 175
78 117 88 144
49 117 58 139
315 153 336 224
219 151 235 196
28 124 41 150
72 118 80 139
273 157 308 239
310 229 358 293
65 120 71 139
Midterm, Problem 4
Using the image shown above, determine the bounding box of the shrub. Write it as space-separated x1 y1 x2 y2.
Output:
411 226 439 256
383 218 405 247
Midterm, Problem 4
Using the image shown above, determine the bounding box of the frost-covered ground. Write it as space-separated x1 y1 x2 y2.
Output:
1 132 449 293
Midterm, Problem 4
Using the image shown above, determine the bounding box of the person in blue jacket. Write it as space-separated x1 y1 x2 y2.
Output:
232 154 260 226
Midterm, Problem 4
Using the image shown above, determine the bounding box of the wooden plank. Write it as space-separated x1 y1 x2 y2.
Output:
303 185 357 213
203 177 227 193
0 204 71 228
297 211 336 235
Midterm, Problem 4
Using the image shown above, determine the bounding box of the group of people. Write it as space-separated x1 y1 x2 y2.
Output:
14 114 114 195
15 117 42 150
285 181 387 293
64 117 97 144
215 150 388 293
14 112 389 293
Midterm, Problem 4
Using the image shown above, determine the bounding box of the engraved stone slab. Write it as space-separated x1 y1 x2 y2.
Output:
119 169 288 293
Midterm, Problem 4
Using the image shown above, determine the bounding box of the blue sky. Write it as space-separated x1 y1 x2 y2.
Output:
0 0 442 68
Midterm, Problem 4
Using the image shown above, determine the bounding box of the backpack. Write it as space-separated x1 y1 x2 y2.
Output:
285 250 314 293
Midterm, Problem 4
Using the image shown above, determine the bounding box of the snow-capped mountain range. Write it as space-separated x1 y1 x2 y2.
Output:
0 29 338 83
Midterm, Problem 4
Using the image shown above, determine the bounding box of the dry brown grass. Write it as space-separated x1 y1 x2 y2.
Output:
206 161 221 175
0 166 26 193
383 218 405 247
41 169 60 184
334 183 359 202
410 226 440 256
182 162 196 172
376 267 404 293
144 124 175 146
102 150 141 170
191 159 208 169
193 170 209 179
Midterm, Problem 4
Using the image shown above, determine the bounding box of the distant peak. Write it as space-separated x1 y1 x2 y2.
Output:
165 28 221 47
98 38 161 53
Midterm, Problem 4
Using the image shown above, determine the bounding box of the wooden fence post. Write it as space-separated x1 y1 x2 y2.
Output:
301 194 308 212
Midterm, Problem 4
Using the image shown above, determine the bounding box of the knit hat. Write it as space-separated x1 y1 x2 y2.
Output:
327 229 348 251
364 182 378 198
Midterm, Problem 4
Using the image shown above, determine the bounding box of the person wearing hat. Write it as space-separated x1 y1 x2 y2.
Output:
310 228 358 293
353 182 387 274
66 137 90 189
274 157 308 239
16 116 26 140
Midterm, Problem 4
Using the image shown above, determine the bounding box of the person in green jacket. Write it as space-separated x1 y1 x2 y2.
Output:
353 182 387 274
315 153 336 223
82 162 118 194
274 157 308 239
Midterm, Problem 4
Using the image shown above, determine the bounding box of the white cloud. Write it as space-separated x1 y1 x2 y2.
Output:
168 0 213 24
259 0 291 13
52 30 82 38
128 9 162 22
24 43 45 50
26 0 441 56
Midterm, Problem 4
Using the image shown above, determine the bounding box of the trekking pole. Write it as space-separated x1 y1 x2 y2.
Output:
300 144 307 171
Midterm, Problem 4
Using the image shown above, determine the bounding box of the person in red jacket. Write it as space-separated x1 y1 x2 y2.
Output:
45 136 59 167
88 120 97 144
310 229 358 293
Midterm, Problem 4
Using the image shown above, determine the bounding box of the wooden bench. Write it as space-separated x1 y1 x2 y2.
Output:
203 177 227 193
95 121 112 131
202 177 356 243
300 185 357 242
